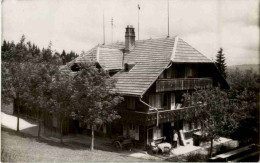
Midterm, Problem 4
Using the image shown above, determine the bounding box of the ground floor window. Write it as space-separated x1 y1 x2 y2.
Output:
183 120 201 132
123 123 139 140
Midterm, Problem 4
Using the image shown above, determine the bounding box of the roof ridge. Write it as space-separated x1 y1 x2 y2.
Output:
104 36 177 46
170 36 179 61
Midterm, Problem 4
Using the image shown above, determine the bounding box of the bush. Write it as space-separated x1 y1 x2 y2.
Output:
185 152 208 162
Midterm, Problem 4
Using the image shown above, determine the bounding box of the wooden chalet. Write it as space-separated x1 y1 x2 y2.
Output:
66 25 229 148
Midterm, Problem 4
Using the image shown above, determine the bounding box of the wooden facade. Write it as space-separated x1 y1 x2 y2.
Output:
156 78 213 92
65 25 230 148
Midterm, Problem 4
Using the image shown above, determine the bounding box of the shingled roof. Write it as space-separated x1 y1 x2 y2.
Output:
69 36 216 96
113 36 214 96
68 43 125 71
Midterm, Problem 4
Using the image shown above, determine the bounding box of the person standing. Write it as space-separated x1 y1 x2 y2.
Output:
172 131 178 148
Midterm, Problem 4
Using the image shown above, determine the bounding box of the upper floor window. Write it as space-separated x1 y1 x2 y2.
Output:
149 93 170 109
158 68 173 79
163 93 168 107
149 94 162 109
126 97 136 110
71 63 80 71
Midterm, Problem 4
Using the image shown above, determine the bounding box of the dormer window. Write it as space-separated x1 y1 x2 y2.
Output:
124 63 135 72
71 63 80 72
124 63 129 71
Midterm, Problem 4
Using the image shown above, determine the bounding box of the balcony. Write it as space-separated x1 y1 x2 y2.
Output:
156 78 213 92
120 106 196 126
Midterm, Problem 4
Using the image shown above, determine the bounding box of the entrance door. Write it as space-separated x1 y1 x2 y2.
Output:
148 128 153 145
163 122 173 143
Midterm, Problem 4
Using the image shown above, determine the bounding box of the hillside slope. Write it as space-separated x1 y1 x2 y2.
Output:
228 64 259 74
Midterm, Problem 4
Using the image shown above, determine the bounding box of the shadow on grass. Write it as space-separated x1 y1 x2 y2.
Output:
2 127 119 153
2 127 87 150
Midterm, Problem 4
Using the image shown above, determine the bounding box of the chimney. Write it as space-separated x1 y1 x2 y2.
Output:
125 25 135 52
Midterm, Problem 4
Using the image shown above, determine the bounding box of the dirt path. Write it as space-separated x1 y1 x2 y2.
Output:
1 112 38 136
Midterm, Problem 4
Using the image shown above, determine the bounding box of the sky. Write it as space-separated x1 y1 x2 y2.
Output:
2 0 259 66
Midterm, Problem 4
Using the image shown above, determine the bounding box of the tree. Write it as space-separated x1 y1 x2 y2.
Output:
227 69 259 145
50 70 75 143
1 35 35 132
61 50 66 65
71 63 123 150
215 48 227 78
2 40 8 52
26 62 58 138
184 88 244 157
41 42 53 63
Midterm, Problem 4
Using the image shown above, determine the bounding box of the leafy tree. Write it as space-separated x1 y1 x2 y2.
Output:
2 35 35 132
26 62 58 138
2 35 59 135
50 70 75 143
184 88 244 157
227 69 259 145
71 63 123 150
215 48 227 78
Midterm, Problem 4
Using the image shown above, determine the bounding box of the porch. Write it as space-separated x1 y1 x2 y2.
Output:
120 106 196 126
120 106 202 150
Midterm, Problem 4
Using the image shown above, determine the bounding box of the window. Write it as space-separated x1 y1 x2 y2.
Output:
126 97 136 110
163 93 168 107
124 123 139 140
185 65 193 78
175 92 184 108
166 68 172 78
188 122 192 131
183 120 201 132
71 64 80 71
149 94 163 109
163 70 167 78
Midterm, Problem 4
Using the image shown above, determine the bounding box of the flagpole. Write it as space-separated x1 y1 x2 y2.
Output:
138 7 139 40
111 17 113 43
138 2 140 40
167 0 169 37
103 10 105 45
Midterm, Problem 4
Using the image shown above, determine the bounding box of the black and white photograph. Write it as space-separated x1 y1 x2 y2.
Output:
1 0 259 162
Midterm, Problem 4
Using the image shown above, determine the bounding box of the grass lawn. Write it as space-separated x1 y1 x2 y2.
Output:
1 127 149 162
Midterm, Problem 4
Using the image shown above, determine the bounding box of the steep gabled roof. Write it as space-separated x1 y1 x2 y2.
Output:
113 37 175 96
69 36 217 96
68 43 124 71
173 38 213 63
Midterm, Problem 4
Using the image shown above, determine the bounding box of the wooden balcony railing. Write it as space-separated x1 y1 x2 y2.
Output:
120 106 197 126
156 78 213 92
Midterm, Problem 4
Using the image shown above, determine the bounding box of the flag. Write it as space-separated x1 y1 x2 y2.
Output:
138 4 140 10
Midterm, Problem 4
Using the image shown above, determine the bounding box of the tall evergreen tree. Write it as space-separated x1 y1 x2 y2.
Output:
61 50 66 65
216 48 227 78
2 40 8 52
